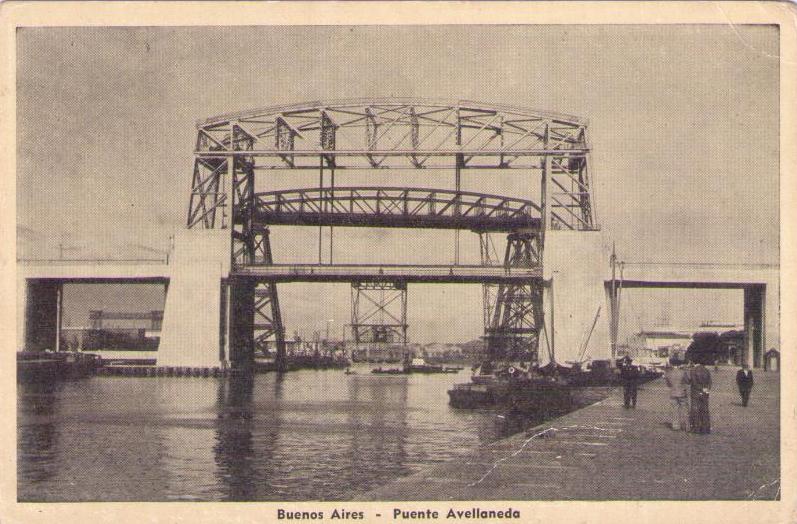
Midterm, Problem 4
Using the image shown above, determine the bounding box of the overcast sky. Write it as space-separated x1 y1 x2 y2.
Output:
17 25 779 342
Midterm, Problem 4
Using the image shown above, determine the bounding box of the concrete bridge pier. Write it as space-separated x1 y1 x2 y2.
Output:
156 230 230 369
744 285 765 368
157 231 282 372
22 279 63 352
226 278 256 369
542 230 612 365
613 264 777 369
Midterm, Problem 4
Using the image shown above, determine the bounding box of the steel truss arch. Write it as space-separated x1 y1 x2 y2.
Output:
250 186 542 232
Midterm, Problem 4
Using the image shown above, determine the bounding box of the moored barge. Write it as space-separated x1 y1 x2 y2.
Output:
17 351 101 382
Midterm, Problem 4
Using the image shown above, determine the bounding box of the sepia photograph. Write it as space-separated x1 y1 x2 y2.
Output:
2 2 795 522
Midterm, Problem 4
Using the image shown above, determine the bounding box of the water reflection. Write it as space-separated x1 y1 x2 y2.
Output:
18 368 507 501
343 376 411 492
17 381 63 487
213 373 282 501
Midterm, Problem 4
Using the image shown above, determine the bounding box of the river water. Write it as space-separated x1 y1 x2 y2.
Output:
18 365 526 502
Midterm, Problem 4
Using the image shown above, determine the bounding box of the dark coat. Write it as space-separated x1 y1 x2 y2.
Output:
689 365 712 392
620 365 640 385
736 369 754 389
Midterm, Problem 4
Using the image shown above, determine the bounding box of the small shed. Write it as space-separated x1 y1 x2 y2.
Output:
765 348 780 372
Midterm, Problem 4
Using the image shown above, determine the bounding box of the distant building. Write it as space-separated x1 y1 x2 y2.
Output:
626 321 745 363
459 339 486 360
627 330 692 359
421 343 465 362
60 309 164 351
699 321 743 331
348 342 410 362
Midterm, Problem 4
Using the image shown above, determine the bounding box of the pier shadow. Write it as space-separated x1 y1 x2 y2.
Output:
212 372 286 501
213 373 266 501
17 380 64 496
342 375 411 495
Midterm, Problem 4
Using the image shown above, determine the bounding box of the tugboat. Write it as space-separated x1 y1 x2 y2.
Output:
407 357 460 374
371 355 463 375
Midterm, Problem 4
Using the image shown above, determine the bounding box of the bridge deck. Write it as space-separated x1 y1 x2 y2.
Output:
19 260 169 282
233 264 542 283
19 260 777 287
613 262 777 288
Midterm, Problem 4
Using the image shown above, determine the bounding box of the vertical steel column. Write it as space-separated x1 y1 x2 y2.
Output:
252 228 287 371
220 280 230 365
226 123 236 232
55 283 63 352
541 121 553 236
479 233 500 332
321 110 337 265
401 287 408 345
482 232 544 370
329 164 335 264
186 130 226 230
454 108 462 265
318 157 324 264
609 244 618 362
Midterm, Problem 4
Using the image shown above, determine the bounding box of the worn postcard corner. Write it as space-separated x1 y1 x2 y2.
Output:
1 2 796 523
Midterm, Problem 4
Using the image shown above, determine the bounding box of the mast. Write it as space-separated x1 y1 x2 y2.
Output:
609 242 618 365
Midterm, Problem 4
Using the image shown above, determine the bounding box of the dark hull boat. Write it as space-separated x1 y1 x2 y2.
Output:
448 361 662 412
448 376 573 413
408 364 461 374
371 367 410 375
371 357 463 375
370 364 463 375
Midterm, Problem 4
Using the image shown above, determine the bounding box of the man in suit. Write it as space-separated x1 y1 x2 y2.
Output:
664 357 689 430
620 360 640 409
688 362 712 434
736 363 754 407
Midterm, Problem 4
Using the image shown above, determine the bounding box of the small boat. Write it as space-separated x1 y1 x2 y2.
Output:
408 358 462 374
371 367 410 375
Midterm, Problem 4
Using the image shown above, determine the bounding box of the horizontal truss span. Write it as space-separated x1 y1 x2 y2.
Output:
188 97 596 231
196 148 587 157
252 187 541 231
200 98 586 127
232 264 542 284
194 98 590 170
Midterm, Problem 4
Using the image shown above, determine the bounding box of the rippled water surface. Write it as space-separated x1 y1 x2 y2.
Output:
18 366 518 501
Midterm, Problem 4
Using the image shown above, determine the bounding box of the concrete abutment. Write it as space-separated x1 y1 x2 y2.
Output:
156 230 230 369
542 230 612 364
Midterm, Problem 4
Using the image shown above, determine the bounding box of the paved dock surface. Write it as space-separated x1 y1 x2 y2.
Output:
357 368 780 500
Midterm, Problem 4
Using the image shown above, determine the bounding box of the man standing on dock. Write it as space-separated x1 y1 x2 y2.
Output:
736 364 754 407
688 362 712 434
664 358 689 430
620 358 640 409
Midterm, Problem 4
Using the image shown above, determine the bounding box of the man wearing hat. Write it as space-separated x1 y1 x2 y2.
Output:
736 363 754 407
664 357 689 431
